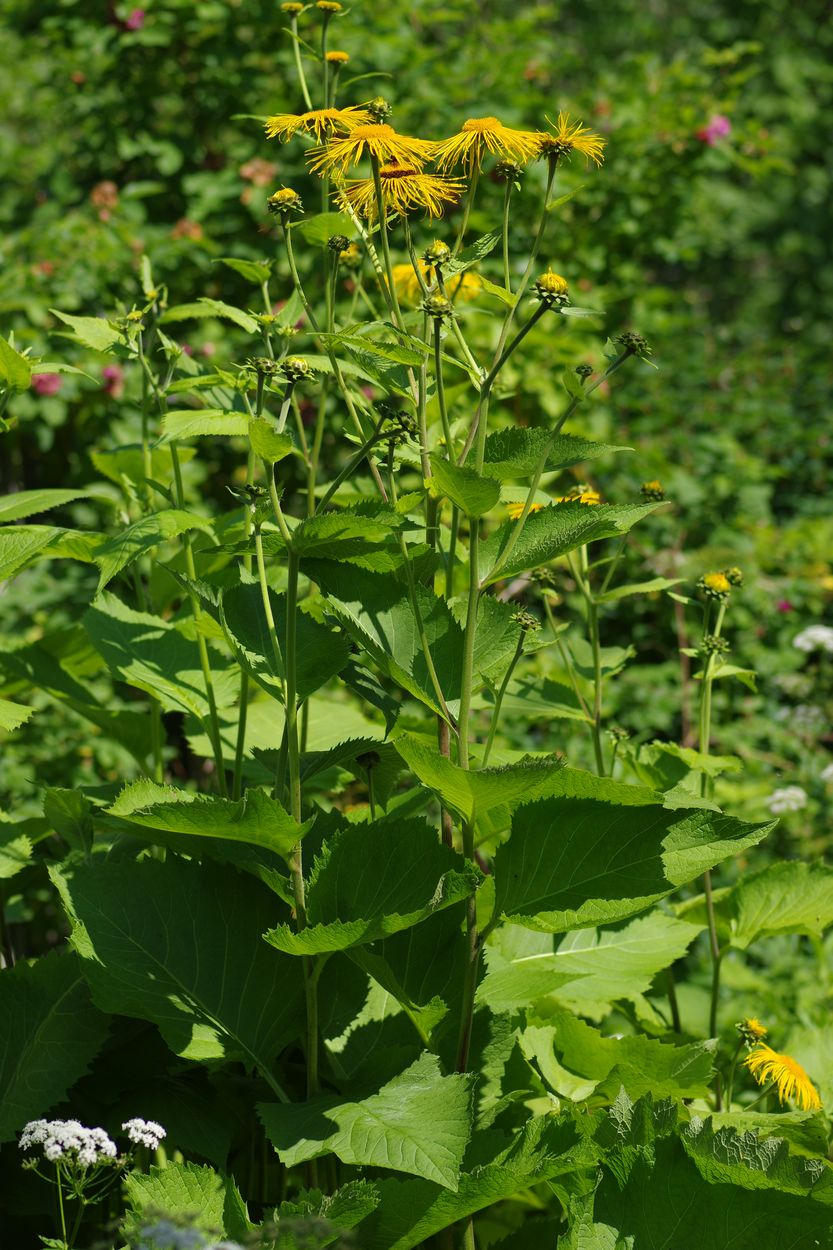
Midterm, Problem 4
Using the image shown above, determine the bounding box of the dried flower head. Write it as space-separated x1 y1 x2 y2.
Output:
575 363 593 379
435 116 541 174
744 1044 821 1111
536 112 606 166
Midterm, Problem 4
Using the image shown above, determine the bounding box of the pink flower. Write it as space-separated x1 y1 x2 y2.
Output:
32 372 63 397
125 8 145 31
102 364 125 398
201 343 216 358
776 599 794 614
696 114 731 146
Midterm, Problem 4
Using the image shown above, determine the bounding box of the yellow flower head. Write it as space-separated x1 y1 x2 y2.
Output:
326 49 350 63
744 1044 821 1111
555 486 602 506
737 1017 768 1046
391 261 484 305
534 268 570 307
537 112 606 166
700 571 732 599
309 123 436 176
266 186 304 216
316 0 342 11
641 479 665 502
265 105 371 143
506 501 545 521
337 162 465 220
435 116 541 174
281 2 304 12
339 241 362 268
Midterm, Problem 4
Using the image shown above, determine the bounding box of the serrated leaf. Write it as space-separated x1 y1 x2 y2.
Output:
161 299 258 334
0 489 92 524
682 1116 833 1198
108 780 309 861
493 790 774 933
124 1160 250 1238
49 310 125 351
159 408 249 443
0 953 109 1143
53 856 304 1068
0 334 33 392
443 232 500 277
596 576 683 603
0 819 33 880
215 255 273 284
0 696 34 732
479 502 660 585
261 1053 473 1189
427 453 500 519
92 509 214 592
678 861 833 949
264 815 480 954
44 787 93 855
481 429 630 482
249 418 294 463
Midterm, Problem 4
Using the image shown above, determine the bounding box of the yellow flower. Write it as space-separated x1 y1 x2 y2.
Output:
506 501 545 521
534 268 570 306
281 2 304 12
264 105 371 143
316 0 342 11
391 262 484 305
309 123 436 176
337 162 465 220
555 487 602 505
339 242 362 267
435 117 541 174
738 1017 768 1045
700 571 732 598
326 49 350 63
744 1044 821 1111
537 112 606 166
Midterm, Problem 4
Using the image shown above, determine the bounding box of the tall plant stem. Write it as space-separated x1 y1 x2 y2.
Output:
579 546 607 775
434 319 454 455
501 178 513 291
370 157 405 330
435 270 483 383
233 446 257 799
494 159 556 353
453 166 480 254
284 550 302 825
481 631 525 766
698 598 728 1104
289 14 313 110
281 219 388 501
459 304 548 465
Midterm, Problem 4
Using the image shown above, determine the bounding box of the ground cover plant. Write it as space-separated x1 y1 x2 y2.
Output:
2 2 833 1248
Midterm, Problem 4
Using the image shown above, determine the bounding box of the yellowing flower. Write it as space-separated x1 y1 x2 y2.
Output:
337 162 465 220
265 105 372 143
744 1044 821 1111
435 117 541 174
309 123 436 176
391 262 484 305
506 501 545 521
537 112 606 166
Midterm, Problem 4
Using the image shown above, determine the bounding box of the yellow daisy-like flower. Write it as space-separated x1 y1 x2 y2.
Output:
700 571 732 599
309 123 436 176
744 1044 821 1111
555 487 602 505
281 3 304 13
326 49 350 63
435 116 541 174
317 0 342 11
506 501 545 521
337 162 465 220
391 262 484 305
537 112 606 166
738 1017 768 1045
264 105 371 143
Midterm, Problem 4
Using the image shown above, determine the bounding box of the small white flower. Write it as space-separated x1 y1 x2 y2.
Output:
122 1117 167 1149
793 625 833 655
19 1118 117 1168
767 785 808 814
821 762 833 783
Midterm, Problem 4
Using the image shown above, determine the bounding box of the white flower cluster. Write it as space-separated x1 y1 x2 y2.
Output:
767 785 808 814
793 625 833 654
19 1119 118 1167
136 1224 242 1250
122 1118 167 1149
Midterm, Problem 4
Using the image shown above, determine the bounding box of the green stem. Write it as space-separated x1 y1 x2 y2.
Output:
370 155 405 329
253 524 286 796
316 412 389 512
446 505 460 600
233 446 257 800
308 378 329 516
501 178 513 291
583 550 606 776
289 14 313 110
453 165 480 254
481 631 525 766
436 269 483 384
725 1038 743 1108
56 1165 68 1248
285 550 302 824
433 318 454 455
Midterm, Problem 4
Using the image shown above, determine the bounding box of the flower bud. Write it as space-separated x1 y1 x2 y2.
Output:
534 268 570 308
640 479 665 502
616 330 652 358
701 634 730 656
422 239 452 268
282 356 313 382
247 356 281 377
267 187 303 217
736 1017 768 1048
421 293 453 320
723 566 744 587
281 2 304 12
698 571 732 601
575 363 593 379
511 608 541 633
327 234 351 253
367 96 392 122
495 161 523 183
316 0 343 11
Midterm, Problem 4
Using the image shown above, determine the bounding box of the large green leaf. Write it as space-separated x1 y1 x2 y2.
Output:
481 430 630 481
108 779 309 861
590 1135 833 1248
306 562 520 719
0 525 64 581
160 298 258 334
0 333 32 392
52 857 304 1071
492 793 773 933
679 861 833 949
0 489 91 524
159 409 249 443
50 309 125 351
427 453 500 519
681 1115 833 1199
260 1053 474 1190
220 580 351 703
92 509 214 592
522 1011 715 1102
479 910 703 1016
395 731 565 837
264 815 481 955
84 593 237 720
0 952 110 1143
357 1117 591 1250
124 1160 250 1239
478 502 661 585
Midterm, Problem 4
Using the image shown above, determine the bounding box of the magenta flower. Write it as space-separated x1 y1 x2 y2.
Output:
776 599 794 614
125 8 145 31
32 372 63 397
102 364 125 398
696 114 731 146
